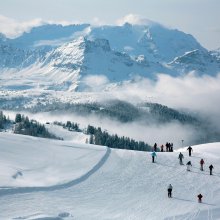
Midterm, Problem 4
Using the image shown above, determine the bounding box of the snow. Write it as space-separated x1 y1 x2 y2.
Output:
45 124 90 143
1 22 219 94
0 133 105 187
1 131 220 219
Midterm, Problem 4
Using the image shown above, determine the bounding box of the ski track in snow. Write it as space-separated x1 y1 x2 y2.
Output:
0 147 111 197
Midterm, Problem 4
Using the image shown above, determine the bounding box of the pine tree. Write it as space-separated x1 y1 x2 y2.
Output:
15 113 22 123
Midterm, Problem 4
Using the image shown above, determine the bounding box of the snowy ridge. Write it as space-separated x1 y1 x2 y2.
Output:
169 49 220 75
0 22 220 92
89 22 206 62
0 132 220 219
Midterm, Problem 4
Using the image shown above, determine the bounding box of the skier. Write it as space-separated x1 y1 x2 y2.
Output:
186 161 192 171
187 146 193 156
153 143 157 152
170 143 173 152
170 145 173 152
168 143 171 152
209 164 214 175
160 144 164 152
197 193 203 203
167 184 173 198
200 159 205 171
151 151 157 163
178 152 184 165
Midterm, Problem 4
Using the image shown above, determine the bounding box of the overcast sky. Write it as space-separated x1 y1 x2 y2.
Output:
0 0 219 50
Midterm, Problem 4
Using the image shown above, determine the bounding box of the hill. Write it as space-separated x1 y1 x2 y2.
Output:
0 132 220 219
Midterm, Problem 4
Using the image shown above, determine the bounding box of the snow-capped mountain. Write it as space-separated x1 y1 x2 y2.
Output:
0 37 167 91
0 22 220 91
169 49 220 75
42 37 159 89
211 48 220 61
89 22 206 62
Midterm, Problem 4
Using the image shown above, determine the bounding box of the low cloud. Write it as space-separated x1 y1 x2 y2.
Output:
116 14 156 26
4 110 198 149
0 14 163 39
80 75 110 92
0 14 81 39
111 73 220 116
0 15 44 38
3 72 220 148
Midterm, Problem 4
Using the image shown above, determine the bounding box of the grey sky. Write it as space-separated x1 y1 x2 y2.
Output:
0 0 219 50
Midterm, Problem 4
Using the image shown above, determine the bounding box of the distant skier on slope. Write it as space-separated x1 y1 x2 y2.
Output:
178 152 184 165
209 164 214 175
167 184 173 198
197 193 203 203
187 146 193 157
186 161 192 171
151 151 157 163
153 143 157 152
200 159 205 171
170 143 173 152
160 144 164 152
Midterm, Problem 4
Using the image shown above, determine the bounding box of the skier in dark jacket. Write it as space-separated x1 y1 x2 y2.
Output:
186 161 192 171
153 143 157 152
170 143 173 152
197 193 203 203
200 159 205 171
167 184 173 198
178 152 184 165
160 145 164 152
187 146 193 156
209 164 214 175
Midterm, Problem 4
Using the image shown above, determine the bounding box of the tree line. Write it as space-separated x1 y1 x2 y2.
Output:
54 121 81 132
87 125 151 152
0 111 60 140
14 113 60 139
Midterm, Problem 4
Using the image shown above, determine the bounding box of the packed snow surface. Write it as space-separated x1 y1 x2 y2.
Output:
0 132 220 220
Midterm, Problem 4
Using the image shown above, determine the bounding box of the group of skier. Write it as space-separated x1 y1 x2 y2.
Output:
175 146 214 202
178 146 214 175
153 142 174 152
151 143 215 203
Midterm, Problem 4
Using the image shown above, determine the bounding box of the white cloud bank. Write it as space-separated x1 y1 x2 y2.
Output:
111 73 220 117
3 72 220 148
0 14 161 39
0 14 81 38
0 15 44 38
116 14 157 26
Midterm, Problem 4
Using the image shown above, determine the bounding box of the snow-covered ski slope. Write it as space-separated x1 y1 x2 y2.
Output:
1 132 220 220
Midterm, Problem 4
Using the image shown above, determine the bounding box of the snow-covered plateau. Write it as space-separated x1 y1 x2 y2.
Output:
0 130 220 220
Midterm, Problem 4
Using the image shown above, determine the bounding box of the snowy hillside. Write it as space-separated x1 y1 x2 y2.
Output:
169 49 220 75
0 132 220 219
0 22 220 92
0 36 165 91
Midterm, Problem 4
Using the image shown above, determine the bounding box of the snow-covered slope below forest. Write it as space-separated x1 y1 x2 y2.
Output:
0 132 220 220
